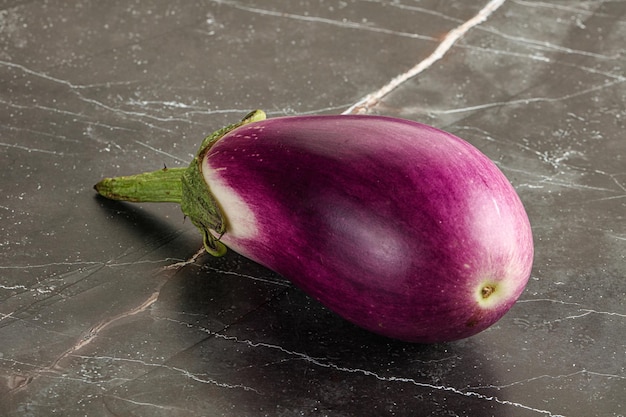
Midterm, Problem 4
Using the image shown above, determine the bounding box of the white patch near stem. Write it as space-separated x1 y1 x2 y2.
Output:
202 163 258 241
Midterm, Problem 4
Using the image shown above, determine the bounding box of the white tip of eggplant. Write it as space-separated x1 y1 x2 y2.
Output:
203 163 258 242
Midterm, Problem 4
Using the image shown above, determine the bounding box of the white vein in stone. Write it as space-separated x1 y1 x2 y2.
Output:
72 354 260 393
518 299 626 323
427 77 626 115
163 317 561 416
134 140 189 163
106 397 195 413
478 26 620 60
199 264 292 287
0 141 65 156
470 369 626 391
362 0 465 24
0 258 190 271
512 0 606 17
211 0 435 41
0 311 15 322
344 0 506 114
0 60 182 132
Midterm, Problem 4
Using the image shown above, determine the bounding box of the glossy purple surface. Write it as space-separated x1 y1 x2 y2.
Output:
204 115 533 342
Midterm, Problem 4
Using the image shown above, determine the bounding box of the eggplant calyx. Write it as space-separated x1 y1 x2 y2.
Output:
181 109 266 256
93 110 267 257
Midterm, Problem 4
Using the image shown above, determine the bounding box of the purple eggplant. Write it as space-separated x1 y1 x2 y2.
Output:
95 110 533 343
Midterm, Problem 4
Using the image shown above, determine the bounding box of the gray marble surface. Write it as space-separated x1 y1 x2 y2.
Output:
1 1 625 416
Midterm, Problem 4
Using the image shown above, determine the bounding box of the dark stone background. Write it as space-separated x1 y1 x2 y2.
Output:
1 1 624 416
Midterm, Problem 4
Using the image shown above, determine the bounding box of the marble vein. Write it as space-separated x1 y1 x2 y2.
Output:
0 311 15 322
0 141 65 156
559 309 626 322
162 246 207 270
223 338 561 416
427 77 626 116
1 98 95 121
79 97 190 126
362 0 465 24
125 100 281 122
609 232 626 242
512 0 614 17
210 0 435 41
162 247 290 287
480 26 622 60
0 60 105 90
461 44 552 62
72 354 260 393
0 258 186 272
510 171 622 194
0 123 76 143
33 371 132 387
128 99 208 110
134 140 189 163
470 369 626 391
198 264 291 287
162 317 562 416
518 299 626 324
105 397 196 413
343 0 507 114
0 59 184 132
4 284 165 392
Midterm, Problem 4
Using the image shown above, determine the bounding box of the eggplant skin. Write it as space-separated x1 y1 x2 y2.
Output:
202 115 534 343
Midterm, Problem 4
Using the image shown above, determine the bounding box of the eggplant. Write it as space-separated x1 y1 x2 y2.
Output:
95 110 533 343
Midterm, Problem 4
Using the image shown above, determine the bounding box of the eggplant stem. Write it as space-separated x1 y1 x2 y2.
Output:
94 167 185 203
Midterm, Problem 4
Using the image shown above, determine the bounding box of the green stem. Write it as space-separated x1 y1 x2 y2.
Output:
94 167 185 203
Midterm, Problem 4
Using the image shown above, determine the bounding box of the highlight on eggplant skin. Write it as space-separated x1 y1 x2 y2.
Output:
94 110 534 343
